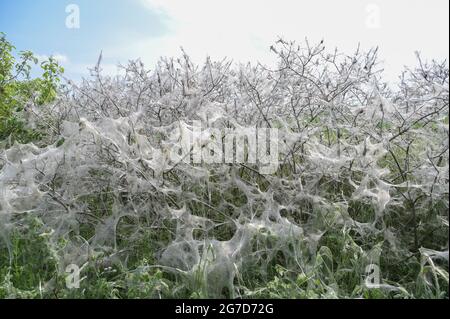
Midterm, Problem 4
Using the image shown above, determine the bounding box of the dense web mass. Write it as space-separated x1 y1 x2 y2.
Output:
0 39 448 298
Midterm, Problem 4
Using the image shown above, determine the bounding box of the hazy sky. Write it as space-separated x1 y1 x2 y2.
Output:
1 0 448 82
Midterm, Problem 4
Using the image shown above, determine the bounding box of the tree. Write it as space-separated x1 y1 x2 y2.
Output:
0 32 64 146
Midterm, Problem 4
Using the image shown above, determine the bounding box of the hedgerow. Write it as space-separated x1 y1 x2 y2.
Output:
0 36 448 299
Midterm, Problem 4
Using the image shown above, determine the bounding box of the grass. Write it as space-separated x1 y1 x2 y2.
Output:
0 209 447 299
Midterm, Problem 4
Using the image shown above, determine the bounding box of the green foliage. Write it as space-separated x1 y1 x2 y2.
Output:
0 216 59 298
0 33 64 146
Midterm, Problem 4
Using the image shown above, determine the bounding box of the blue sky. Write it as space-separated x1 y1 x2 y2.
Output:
0 0 170 78
1 0 449 82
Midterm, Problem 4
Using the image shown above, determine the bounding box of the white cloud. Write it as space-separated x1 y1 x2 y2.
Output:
54 54 69 64
135 0 449 82
71 0 447 84
36 53 70 64
63 62 126 82
34 53 124 82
